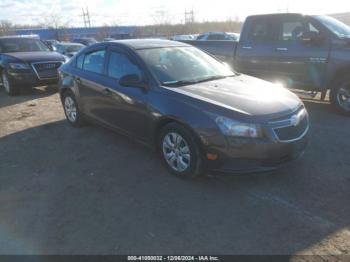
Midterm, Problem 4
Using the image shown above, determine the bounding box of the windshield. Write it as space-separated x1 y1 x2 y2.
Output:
0 38 50 53
314 15 350 38
137 46 234 86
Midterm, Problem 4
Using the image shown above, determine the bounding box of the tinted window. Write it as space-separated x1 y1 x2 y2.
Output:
280 20 304 41
55 45 64 53
107 52 141 79
197 34 206 40
83 50 106 74
207 34 225 40
247 18 272 42
0 38 49 53
76 54 84 69
278 19 321 41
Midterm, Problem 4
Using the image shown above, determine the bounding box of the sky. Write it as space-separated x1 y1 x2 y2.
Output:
0 0 349 27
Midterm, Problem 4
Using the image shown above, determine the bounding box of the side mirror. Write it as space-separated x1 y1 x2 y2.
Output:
302 32 324 45
119 74 147 88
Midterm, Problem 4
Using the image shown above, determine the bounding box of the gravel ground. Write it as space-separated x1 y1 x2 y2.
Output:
0 86 349 255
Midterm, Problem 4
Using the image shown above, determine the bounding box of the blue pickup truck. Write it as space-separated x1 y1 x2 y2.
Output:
185 13 350 116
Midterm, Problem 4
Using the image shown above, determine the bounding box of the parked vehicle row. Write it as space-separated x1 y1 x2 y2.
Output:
4 13 350 178
183 13 350 116
58 39 309 178
0 36 66 95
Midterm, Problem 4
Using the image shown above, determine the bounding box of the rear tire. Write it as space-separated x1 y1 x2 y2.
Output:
330 75 350 116
158 123 204 179
2 70 20 96
62 90 85 127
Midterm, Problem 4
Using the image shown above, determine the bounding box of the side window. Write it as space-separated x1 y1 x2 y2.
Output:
307 22 321 34
248 18 271 42
279 20 305 41
83 50 106 74
76 54 84 69
208 34 224 40
107 51 142 79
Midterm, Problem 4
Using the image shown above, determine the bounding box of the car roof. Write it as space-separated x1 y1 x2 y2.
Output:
247 13 305 19
109 39 189 50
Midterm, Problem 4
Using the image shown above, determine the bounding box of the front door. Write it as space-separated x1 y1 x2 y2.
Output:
270 15 330 90
100 47 152 142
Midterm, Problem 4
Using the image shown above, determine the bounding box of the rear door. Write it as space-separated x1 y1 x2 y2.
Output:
73 47 114 123
270 15 330 90
235 16 277 81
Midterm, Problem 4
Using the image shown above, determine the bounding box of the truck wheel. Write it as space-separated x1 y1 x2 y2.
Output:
330 75 350 116
2 71 20 96
158 123 204 179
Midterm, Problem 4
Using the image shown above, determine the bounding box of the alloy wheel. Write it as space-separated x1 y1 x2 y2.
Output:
162 132 191 172
64 96 77 123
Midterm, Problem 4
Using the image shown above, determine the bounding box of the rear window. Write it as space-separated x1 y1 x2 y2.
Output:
247 18 273 42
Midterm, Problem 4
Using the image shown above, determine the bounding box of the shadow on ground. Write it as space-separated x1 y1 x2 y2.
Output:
0 85 58 108
0 97 349 255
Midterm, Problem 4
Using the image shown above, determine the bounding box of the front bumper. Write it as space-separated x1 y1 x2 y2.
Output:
207 134 308 174
8 71 58 87
205 107 309 174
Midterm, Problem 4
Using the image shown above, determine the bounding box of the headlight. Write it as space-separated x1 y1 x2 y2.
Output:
215 116 262 138
9 63 30 70
63 55 70 63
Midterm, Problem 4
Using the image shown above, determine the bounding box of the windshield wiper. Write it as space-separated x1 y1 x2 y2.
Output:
162 80 199 87
195 74 235 83
162 75 235 87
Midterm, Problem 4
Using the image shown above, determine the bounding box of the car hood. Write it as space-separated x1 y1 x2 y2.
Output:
166 74 302 118
4 52 65 63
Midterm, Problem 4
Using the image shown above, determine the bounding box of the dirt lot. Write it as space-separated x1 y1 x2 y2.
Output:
0 86 349 255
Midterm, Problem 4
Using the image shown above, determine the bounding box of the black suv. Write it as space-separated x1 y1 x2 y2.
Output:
0 37 66 95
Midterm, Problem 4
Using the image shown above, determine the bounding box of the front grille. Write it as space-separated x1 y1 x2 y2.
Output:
32 62 62 80
273 115 308 141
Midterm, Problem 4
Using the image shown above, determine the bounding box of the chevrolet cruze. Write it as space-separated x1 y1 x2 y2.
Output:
58 39 309 178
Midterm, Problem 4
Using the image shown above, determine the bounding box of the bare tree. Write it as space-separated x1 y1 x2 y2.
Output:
40 12 70 40
0 20 14 36
152 8 172 25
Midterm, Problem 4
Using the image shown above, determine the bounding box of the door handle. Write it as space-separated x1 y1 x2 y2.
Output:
102 88 112 96
276 47 288 51
242 46 252 49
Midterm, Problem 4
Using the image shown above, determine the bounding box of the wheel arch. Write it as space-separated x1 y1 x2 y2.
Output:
153 117 205 154
329 66 350 88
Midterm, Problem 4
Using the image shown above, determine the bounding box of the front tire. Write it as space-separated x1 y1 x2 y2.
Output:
62 90 84 127
158 123 204 178
1 70 20 96
330 75 350 116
